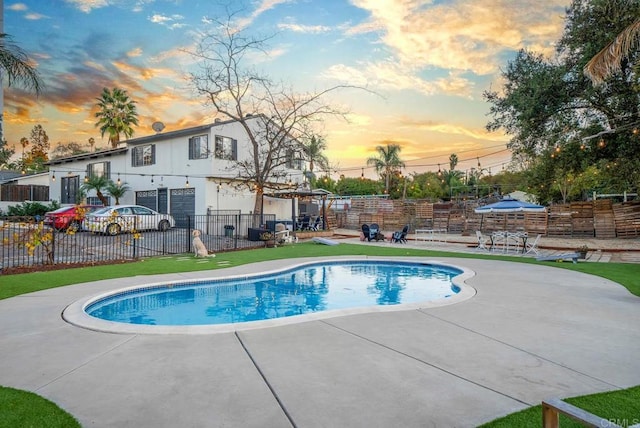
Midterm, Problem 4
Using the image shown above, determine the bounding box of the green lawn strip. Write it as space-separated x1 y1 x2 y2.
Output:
1 243 638 427
480 385 640 427
1 242 638 299
0 386 80 428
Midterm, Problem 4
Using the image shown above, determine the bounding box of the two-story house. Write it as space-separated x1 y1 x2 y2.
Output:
47 116 306 220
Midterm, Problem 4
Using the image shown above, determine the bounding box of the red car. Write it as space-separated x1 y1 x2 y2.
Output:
44 205 102 231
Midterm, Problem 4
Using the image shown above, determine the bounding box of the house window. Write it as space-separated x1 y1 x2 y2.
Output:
214 136 237 160
87 161 110 179
86 196 110 206
189 135 209 159
286 150 303 170
131 144 155 166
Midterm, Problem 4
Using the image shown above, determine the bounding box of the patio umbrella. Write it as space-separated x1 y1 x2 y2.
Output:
474 198 546 214
474 198 546 231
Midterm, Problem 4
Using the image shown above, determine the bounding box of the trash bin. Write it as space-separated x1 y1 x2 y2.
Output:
224 225 235 237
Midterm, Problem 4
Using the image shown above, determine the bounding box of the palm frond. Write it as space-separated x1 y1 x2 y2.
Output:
584 18 640 85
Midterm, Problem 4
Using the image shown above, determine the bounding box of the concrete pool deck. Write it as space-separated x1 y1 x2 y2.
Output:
0 255 639 427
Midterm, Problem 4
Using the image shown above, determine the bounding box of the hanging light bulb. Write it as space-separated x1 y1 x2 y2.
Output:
52 172 56 182
477 157 481 168
117 174 121 186
360 168 364 179
84 175 89 183
185 176 190 187
437 164 442 177
151 175 154 184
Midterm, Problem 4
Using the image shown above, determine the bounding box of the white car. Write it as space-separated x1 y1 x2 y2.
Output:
84 205 175 235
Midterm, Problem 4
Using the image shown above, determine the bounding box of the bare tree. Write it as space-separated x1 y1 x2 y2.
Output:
187 11 360 214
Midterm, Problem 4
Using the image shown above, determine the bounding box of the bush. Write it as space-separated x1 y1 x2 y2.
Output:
6 201 60 217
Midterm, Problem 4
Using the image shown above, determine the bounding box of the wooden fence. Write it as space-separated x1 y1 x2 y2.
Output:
333 198 640 239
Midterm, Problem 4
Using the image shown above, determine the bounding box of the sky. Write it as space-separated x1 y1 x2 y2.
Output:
2 0 570 178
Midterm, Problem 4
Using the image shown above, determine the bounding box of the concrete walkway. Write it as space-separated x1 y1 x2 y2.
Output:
1 255 639 427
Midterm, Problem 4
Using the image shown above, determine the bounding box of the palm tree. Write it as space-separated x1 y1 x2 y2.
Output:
94 87 139 148
105 181 130 205
0 33 42 94
302 135 329 174
366 144 405 194
81 175 110 206
584 18 640 85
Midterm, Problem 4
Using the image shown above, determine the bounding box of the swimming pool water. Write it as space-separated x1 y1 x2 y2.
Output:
86 261 462 326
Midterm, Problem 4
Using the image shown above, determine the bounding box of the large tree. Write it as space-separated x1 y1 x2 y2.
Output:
366 144 405 194
187 12 358 214
94 87 139 148
484 0 640 202
302 135 329 175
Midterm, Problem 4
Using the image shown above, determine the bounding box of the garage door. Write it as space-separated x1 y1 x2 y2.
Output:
136 190 157 210
170 187 195 228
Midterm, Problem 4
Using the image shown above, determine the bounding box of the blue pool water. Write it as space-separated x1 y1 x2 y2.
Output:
86 261 462 326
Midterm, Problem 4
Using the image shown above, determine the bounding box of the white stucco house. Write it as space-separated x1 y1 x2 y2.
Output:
46 116 307 221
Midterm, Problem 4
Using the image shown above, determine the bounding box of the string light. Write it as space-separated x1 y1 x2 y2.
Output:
360 168 364 180
51 172 56 182
185 176 190 187
117 174 121 186
84 175 89 183
151 175 154 184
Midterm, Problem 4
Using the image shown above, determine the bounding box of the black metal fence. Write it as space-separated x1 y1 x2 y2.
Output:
0 213 276 272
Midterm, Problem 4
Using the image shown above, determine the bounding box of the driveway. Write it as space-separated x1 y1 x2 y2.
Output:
0 256 638 427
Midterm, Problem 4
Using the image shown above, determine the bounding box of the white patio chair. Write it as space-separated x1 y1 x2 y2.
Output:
491 231 507 252
524 234 541 256
475 231 489 251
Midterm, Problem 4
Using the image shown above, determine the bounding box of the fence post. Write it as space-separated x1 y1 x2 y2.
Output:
132 217 137 259
50 226 56 264
186 215 192 253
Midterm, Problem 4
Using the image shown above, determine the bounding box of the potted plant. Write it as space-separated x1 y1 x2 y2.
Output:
576 245 589 259
260 231 275 248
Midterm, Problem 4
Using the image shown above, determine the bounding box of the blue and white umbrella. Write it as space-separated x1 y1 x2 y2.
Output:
474 198 546 214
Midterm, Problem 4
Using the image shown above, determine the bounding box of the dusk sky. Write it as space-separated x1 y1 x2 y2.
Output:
3 0 570 178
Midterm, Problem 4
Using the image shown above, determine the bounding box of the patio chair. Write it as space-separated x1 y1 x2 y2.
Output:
298 215 311 231
369 223 385 241
524 234 541 256
310 216 322 231
361 224 371 241
475 231 489 251
391 225 409 244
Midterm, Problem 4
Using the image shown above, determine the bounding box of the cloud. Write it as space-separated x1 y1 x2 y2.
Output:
277 22 331 34
25 13 48 20
149 13 186 29
127 47 143 57
347 0 567 75
234 0 294 29
8 3 28 11
322 61 474 98
64 0 110 13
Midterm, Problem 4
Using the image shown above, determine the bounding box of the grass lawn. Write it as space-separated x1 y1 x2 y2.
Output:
0 386 80 428
1 241 638 426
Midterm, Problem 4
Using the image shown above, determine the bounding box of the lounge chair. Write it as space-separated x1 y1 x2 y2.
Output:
536 253 579 264
391 225 409 243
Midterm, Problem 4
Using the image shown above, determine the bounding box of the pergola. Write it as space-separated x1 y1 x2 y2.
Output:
262 188 332 231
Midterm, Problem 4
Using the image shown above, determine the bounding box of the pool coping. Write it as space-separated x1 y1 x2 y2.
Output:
62 257 476 335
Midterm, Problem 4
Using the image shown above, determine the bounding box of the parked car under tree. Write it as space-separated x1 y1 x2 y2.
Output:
83 205 175 235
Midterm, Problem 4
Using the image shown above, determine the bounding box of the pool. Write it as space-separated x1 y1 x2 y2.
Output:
64 258 475 334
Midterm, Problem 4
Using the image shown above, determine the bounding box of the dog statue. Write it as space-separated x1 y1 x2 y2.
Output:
192 230 215 258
